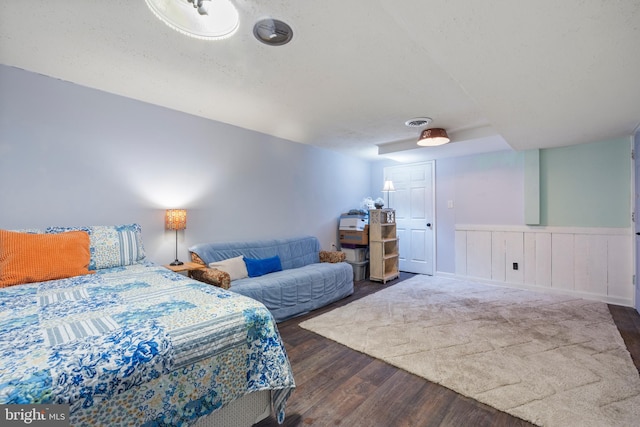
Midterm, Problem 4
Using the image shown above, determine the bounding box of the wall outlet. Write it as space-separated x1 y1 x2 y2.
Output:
512 262 519 270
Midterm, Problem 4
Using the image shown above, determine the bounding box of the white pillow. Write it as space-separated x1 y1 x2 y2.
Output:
208 255 248 281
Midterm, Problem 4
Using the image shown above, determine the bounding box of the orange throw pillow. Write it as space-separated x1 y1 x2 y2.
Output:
0 229 94 287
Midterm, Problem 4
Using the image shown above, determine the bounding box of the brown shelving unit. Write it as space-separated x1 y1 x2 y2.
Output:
369 209 399 283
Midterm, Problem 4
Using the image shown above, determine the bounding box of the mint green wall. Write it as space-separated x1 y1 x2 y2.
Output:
539 138 631 227
524 149 540 225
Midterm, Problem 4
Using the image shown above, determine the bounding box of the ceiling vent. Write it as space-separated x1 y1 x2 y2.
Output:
405 117 432 128
253 19 293 46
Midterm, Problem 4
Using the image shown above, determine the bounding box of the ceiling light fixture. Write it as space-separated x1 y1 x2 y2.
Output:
417 128 450 146
145 0 239 40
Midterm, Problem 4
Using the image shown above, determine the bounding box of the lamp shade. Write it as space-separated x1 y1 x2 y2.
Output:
165 209 187 230
417 128 450 147
382 180 395 192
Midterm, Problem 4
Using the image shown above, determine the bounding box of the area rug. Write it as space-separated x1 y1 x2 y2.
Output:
299 275 640 427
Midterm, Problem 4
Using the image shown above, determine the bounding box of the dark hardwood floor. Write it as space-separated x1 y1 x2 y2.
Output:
255 273 640 427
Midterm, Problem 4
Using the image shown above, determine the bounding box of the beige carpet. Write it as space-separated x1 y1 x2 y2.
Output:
299 275 640 427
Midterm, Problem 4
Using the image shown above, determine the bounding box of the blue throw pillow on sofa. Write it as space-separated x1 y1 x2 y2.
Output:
244 255 283 278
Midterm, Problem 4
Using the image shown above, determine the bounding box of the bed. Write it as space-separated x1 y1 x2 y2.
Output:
0 225 295 426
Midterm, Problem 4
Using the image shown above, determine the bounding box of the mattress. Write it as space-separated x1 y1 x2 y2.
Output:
0 262 295 426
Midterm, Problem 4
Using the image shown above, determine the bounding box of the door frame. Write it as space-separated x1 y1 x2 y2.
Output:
634 130 640 314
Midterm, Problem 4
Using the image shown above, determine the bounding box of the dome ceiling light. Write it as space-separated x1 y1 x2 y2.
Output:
145 0 240 40
417 128 450 146
405 117 450 146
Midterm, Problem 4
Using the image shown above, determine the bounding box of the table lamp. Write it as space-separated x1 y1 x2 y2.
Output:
165 209 187 266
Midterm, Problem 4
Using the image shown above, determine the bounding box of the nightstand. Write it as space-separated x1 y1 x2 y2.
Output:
164 261 206 275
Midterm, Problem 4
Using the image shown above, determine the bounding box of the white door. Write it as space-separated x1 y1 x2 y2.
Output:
384 162 435 275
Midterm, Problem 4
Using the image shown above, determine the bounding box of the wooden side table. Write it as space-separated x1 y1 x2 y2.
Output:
164 261 206 275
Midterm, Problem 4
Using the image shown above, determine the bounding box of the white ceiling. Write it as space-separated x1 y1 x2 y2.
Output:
1 1 639 162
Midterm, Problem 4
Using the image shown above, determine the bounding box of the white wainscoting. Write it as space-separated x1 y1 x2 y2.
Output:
454 225 634 306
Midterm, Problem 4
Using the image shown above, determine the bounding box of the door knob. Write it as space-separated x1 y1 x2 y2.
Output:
427 223 432 227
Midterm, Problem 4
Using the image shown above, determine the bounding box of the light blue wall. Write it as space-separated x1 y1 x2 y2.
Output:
440 151 525 226
371 151 525 274
1 65 633 274
436 151 525 273
0 65 371 264
539 138 631 227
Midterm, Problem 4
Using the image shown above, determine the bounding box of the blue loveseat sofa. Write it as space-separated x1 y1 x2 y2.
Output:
188 236 354 322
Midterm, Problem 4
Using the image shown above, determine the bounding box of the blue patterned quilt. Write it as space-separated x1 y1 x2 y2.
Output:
0 262 295 426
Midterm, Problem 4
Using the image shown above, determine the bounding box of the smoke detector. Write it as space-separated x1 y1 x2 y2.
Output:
405 117 433 128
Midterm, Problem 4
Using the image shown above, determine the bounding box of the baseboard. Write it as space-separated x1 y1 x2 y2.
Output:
435 271 634 307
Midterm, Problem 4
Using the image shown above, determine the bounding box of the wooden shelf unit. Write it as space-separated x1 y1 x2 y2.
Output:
369 209 399 283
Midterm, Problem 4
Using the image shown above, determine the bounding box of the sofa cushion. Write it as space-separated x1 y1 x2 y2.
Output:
244 255 282 278
208 255 248 281
230 262 353 322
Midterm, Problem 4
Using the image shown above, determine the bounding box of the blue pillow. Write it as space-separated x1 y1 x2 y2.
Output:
244 255 283 278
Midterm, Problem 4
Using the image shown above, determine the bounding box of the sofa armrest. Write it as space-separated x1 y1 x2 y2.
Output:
189 267 231 290
320 250 346 263
189 252 231 289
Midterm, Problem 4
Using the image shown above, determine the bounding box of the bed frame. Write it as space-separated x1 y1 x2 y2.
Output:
195 390 271 427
